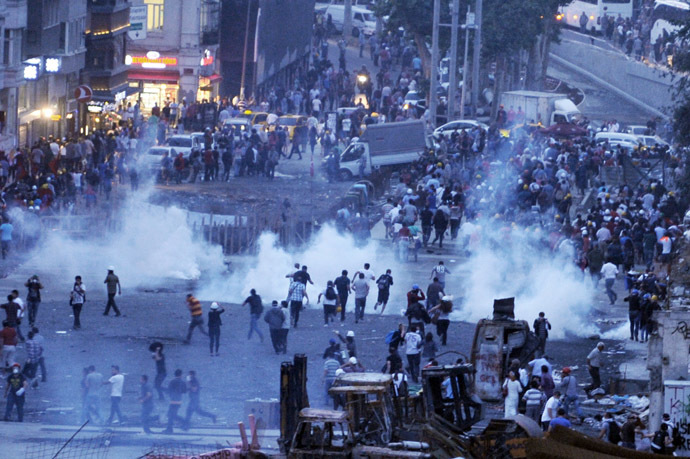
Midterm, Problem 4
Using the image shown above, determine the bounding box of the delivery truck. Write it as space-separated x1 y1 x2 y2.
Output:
499 90 582 127
334 120 426 180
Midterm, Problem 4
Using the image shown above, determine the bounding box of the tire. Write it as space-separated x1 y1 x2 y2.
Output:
352 27 360 38
338 169 353 181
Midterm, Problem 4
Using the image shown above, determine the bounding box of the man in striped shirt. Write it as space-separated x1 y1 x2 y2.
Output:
24 331 42 388
288 281 308 328
184 294 208 344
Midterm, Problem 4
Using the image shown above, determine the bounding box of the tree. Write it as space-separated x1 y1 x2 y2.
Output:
672 22 690 145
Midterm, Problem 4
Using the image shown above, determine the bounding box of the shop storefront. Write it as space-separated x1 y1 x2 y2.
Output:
126 52 181 115
85 85 141 132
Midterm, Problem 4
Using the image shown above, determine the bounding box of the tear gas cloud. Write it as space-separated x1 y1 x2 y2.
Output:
29 190 225 289
26 183 597 339
453 221 597 339
197 225 408 309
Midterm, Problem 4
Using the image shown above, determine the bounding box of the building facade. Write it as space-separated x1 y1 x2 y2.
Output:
18 0 87 146
219 0 313 102
82 0 131 132
0 0 27 150
126 0 220 113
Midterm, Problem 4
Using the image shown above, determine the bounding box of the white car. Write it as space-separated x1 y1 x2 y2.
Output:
165 134 202 156
139 146 175 177
624 125 652 136
637 135 669 149
433 120 488 139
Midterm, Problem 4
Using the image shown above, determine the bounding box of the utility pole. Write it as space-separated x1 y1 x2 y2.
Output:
429 0 441 128
471 0 482 116
239 0 252 101
447 0 459 121
460 7 473 120
343 0 352 44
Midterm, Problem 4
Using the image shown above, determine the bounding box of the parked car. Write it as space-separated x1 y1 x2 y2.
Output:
637 135 669 149
139 146 189 181
165 135 202 156
433 119 488 139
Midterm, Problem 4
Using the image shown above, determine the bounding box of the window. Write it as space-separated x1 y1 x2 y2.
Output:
68 18 86 52
3 29 22 66
145 0 165 31
43 0 59 28
59 22 66 52
3 29 9 66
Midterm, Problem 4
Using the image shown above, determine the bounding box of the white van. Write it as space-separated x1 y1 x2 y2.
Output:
594 132 641 150
317 4 376 37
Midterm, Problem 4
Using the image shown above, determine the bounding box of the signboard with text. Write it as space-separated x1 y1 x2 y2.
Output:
664 380 690 455
128 6 147 40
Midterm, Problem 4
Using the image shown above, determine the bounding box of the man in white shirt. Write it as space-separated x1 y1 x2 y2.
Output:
596 226 612 243
528 355 552 376
601 260 619 305
353 263 375 285
403 325 422 383
541 391 561 431
104 365 125 424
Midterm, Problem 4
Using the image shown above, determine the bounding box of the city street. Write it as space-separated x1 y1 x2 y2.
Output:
0 1 684 457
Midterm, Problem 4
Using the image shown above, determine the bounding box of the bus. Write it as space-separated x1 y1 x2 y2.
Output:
650 0 690 44
558 0 634 32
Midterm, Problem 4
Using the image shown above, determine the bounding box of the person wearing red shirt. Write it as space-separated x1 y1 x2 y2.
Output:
407 284 425 307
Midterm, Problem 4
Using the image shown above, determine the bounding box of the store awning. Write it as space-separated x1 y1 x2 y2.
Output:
128 70 179 83
92 85 140 103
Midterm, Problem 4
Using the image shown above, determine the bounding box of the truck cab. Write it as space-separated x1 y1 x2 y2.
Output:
338 140 370 180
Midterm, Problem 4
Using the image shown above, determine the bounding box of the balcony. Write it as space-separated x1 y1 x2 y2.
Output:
87 7 130 37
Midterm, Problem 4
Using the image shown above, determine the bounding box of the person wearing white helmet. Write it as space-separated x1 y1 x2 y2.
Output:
207 302 225 357
103 266 121 317
341 356 364 373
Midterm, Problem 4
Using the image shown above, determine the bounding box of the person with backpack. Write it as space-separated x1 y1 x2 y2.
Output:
598 411 621 445
374 269 394 313
242 289 264 342
69 276 86 330
264 300 287 354
646 422 673 454
318 281 340 326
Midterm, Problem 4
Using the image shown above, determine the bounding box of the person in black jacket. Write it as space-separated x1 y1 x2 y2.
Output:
405 301 430 337
207 302 225 357
162 369 187 434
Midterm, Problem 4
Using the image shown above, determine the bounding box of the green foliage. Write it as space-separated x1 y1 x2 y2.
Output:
383 0 437 38
482 0 565 59
672 23 690 145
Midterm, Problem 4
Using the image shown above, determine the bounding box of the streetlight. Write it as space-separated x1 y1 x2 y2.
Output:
42 108 54 119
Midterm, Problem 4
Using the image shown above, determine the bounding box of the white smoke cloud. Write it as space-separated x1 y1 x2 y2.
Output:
451 221 597 339
28 190 225 289
23 183 598 339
